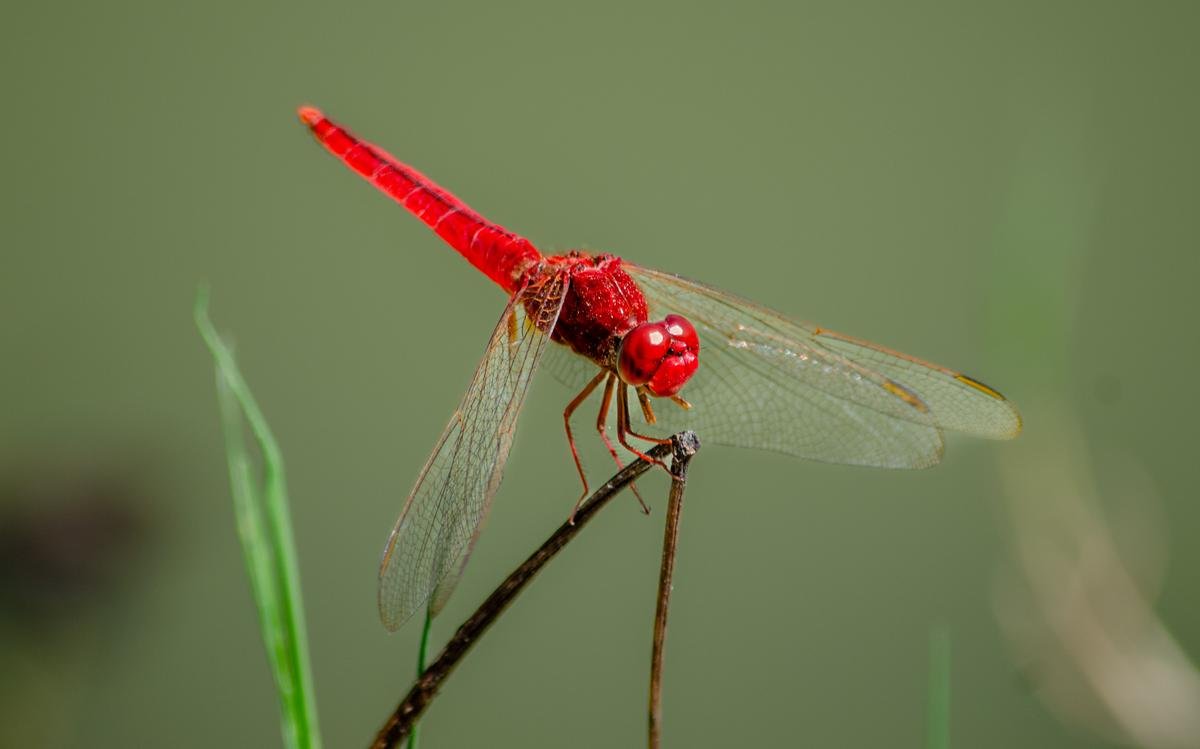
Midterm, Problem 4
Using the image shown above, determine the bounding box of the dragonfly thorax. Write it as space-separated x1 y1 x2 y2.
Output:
542 252 699 398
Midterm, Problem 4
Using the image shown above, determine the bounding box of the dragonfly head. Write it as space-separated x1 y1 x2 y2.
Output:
616 314 700 397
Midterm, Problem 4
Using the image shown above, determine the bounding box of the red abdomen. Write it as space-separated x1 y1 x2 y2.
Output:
299 107 541 293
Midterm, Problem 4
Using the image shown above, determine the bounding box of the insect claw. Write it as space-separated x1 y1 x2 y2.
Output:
568 489 589 526
631 482 651 515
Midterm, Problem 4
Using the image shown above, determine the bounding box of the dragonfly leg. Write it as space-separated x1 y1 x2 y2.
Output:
617 385 672 473
564 370 609 524
635 387 658 424
595 374 651 515
620 386 672 447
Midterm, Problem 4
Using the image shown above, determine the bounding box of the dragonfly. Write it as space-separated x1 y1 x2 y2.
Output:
298 106 1022 631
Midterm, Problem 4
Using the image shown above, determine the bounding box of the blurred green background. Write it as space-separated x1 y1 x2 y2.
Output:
3 1 1198 747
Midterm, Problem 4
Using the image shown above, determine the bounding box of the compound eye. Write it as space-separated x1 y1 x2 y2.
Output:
617 322 670 386
663 314 699 352
646 350 698 397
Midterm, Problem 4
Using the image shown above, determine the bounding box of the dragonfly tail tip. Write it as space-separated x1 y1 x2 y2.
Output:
296 105 323 127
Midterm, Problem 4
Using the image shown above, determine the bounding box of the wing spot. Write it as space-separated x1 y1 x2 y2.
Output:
882 379 930 413
955 374 1006 400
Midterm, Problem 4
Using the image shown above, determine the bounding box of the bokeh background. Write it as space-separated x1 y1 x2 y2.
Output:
3 1 1198 747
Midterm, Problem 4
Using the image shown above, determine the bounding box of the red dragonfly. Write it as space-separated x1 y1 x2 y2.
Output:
298 106 1022 631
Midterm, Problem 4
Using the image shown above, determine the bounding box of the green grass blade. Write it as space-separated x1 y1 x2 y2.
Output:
406 606 434 749
196 287 323 749
926 626 951 749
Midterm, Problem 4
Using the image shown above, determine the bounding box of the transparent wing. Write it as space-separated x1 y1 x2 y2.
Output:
807 328 1021 439
623 264 1021 469
378 273 567 631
